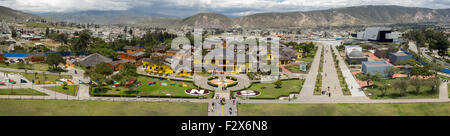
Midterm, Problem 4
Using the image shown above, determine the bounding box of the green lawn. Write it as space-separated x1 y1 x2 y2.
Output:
286 63 310 73
233 80 304 99
23 73 72 84
0 88 48 96
365 78 439 99
238 103 450 116
0 63 49 71
92 76 213 98
44 85 78 96
0 100 207 116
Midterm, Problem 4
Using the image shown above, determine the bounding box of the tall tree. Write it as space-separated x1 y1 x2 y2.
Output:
93 63 113 76
70 32 91 55
409 78 422 95
393 80 408 95
45 54 65 71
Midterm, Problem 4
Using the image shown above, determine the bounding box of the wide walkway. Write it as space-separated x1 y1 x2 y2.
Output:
298 45 323 97
321 45 343 96
331 44 366 97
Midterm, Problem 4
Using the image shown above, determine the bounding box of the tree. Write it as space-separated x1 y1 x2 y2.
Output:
70 32 91 55
90 72 106 82
409 78 422 95
119 63 138 77
426 77 441 94
274 80 282 88
56 46 69 52
62 81 68 89
128 28 133 35
93 63 113 76
45 54 65 71
45 27 49 36
11 27 16 38
393 80 408 95
374 81 389 96
350 60 358 65
57 33 68 46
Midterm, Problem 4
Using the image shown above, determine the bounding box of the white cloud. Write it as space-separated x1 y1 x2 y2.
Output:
0 0 449 16
0 0 131 12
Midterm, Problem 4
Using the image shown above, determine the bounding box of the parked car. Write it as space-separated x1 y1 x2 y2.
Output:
9 59 16 63
16 59 24 62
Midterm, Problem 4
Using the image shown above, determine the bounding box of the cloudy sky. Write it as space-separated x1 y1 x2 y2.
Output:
0 0 449 17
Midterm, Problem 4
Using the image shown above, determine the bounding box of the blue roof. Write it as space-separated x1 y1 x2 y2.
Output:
442 68 450 74
4 52 73 57
3 53 28 57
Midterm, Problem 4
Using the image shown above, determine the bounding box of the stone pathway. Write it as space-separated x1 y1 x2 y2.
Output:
298 45 322 97
439 81 449 100
321 45 343 96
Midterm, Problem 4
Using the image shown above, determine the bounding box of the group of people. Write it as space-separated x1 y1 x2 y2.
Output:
209 95 238 115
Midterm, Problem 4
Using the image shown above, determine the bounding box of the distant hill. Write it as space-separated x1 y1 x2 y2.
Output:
44 10 179 27
181 5 450 28
6 5 450 28
175 13 233 29
0 6 40 21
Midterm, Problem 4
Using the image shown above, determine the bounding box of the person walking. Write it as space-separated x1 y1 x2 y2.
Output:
328 92 331 97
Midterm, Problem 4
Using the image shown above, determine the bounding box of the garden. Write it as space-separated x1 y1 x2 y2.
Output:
232 79 304 99
91 76 213 98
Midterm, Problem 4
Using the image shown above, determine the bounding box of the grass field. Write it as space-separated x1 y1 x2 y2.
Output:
0 88 48 96
233 80 304 99
238 103 450 116
0 63 49 71
0 100 207 116
44 85 78 96
0 70 73 84
92 76 213 98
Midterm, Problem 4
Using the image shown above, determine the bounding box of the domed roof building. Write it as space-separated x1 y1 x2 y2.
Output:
346 49 368 64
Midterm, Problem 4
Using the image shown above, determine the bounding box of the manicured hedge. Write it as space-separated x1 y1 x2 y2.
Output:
207 81 218 87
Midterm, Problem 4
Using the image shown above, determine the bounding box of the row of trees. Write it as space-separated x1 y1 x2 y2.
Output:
374 77 441 96
284 41 315 57
404 29 449 56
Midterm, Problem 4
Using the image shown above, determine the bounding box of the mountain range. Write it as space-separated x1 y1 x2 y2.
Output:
1 5 449 28
0 6 40 21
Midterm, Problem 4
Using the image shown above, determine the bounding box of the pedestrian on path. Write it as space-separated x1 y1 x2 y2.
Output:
329 92 331 97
